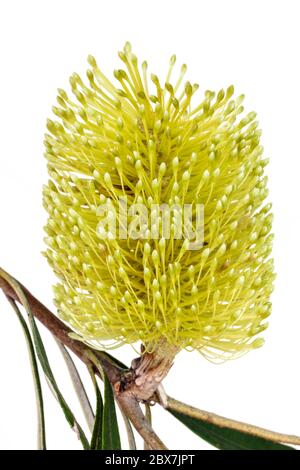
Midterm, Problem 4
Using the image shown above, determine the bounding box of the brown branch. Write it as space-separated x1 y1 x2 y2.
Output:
0 267 167 450
0 273 91 365
117 395 167 450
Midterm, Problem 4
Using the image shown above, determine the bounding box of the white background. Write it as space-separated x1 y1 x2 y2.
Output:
0 0 299 450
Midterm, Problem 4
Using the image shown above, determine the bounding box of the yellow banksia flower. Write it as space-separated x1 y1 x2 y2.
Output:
43 42 275 362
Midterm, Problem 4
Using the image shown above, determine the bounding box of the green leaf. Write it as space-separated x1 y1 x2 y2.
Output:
0 270 90 450
168 409 295 450
90 373 103 450
27 306 90 450
6 296 46 450
26 305 90 449
102 373 121 450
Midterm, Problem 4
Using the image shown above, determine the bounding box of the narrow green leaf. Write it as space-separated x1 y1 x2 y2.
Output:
6 296 46 450
90 373 103 450
168 409 295 450
26 303 90 449
0 270 90 450
102 374 121 450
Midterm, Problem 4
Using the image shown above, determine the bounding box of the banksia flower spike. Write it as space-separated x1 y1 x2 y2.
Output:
43 42 275 379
